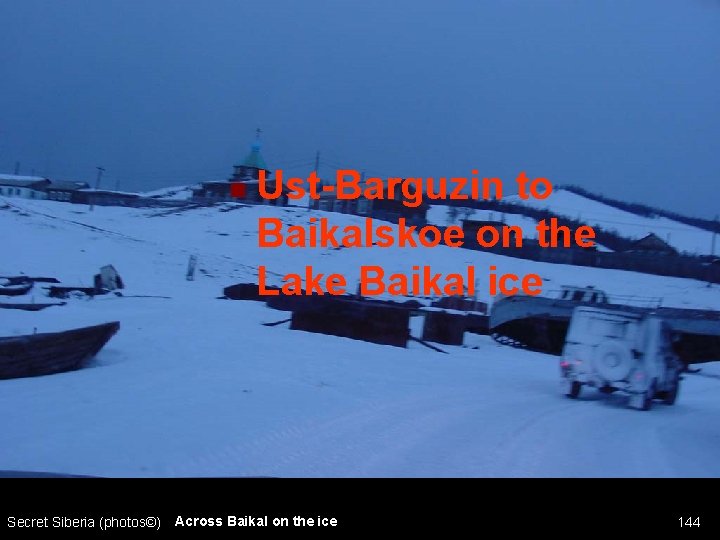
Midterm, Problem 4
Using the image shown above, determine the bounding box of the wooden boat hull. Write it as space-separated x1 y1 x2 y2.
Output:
0 283 33 296
47 286 102 299
0 302 66 312
0 276 60 285
490 295 720 363
0 322 120 379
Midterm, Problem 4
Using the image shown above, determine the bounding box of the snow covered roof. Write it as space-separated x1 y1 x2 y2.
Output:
47 181 90 191
0 175 50 188
0 174 48 182
143 185 194 199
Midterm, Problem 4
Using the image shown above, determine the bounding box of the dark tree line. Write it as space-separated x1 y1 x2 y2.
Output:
561 185 720 234
436 196 636 252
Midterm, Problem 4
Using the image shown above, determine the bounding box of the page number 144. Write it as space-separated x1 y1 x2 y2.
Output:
679 517 700 527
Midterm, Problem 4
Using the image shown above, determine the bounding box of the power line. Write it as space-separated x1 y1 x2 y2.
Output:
514 201 712 232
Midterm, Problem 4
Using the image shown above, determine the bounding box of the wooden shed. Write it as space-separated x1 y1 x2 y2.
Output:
291 296 410 347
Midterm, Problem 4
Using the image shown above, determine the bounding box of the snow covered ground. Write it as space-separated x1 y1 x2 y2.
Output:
1 196 719 477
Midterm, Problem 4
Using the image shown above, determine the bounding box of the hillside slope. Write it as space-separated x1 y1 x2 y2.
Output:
507 188 715 255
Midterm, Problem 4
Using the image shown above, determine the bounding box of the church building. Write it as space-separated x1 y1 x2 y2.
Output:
192 131 287 206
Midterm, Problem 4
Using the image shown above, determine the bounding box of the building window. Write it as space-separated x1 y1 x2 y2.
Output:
333 200 344 213
357 199 370 214
318 200 331 211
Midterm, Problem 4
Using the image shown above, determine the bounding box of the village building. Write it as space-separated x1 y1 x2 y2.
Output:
192 134 288 206
0 175 95 203
310 181 429 225
625 233 679 256
0 175 50 199
45 180 91 202
71 189 143 207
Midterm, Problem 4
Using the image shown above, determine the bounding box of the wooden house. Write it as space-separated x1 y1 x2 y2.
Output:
310 182 428 225
0 175 50 199
45 181 90 202
626 233 679 256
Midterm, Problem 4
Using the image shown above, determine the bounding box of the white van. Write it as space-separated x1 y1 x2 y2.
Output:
560 307 682 410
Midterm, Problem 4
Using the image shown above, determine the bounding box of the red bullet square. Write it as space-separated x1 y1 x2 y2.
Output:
230 182 247 198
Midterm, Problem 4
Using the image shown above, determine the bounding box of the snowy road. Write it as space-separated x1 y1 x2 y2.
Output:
2 297 719 477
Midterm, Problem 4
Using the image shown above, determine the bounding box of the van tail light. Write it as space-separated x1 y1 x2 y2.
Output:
560 360 570 368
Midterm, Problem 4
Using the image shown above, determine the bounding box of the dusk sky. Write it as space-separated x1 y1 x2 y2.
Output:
1 0 718 217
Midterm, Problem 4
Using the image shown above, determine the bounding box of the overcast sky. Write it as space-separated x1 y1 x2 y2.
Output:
1 0 718 217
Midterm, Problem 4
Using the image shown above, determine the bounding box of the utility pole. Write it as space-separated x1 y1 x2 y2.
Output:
712 215 718 257
95 166 105 189
309 150 321 211
13 161 19 175
89 166 105 212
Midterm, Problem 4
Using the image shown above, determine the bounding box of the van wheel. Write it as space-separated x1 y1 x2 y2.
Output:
567 381 582 399
663 375 680 406
640 392 652 411
639 380 657 411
